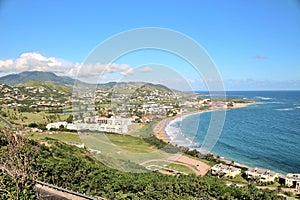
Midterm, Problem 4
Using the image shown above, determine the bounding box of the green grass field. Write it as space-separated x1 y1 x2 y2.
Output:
25 132 81 143
23 125 206 177
27 130 158 153
165 163 195 174
1 108 70 126
128 122 155 138
105 133 156 153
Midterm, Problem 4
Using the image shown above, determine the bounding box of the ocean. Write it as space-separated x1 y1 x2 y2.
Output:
166 91 300 174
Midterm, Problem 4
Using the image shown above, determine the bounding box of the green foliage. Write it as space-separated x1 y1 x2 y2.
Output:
28 122 38 127
0 133 284 200
143 135 180 153
66 114 73 123
0 132 39 199
283 191 294 197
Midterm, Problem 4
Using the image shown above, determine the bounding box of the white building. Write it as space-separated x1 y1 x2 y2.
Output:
245 168 278 182
46 121 68 130
96 116 131 126
47 116 130 133
211 163 241 178
285 173 300 189
65 123 128 133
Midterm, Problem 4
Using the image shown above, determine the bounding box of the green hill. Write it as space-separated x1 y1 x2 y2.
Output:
0 71 85 87
16 80 72 94
0 71 179 93
0 132 284 200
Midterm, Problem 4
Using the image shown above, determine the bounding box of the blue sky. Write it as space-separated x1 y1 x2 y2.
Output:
0 0 300 90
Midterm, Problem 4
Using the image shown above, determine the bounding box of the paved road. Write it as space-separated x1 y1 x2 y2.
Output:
35 180 104 200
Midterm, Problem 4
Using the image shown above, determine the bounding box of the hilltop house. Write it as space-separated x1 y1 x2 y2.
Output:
141 116 152 123
245 168 278 182
130 115 139 122
211 163 241 178
285 173 300 189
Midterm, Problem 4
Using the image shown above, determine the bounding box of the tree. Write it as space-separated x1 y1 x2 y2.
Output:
28 122 38 128
0 131 39 199
66 114 73 123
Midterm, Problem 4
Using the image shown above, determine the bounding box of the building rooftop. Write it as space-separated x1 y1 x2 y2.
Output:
212 163 241 173
286 173 300 181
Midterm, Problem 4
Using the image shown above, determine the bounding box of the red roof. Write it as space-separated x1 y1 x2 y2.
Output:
131 115 139 119
141 116 152 121
98 116 108 119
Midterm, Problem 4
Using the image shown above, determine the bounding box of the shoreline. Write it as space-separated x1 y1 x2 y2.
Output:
154 101 257 144
153 101 287 176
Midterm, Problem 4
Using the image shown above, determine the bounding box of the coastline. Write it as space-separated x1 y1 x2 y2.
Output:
154 102 257 144
153 101 287 176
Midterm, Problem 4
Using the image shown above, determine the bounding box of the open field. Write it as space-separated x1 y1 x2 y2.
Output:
103 133 157 153
166 163 195 174
127 121 156 138
1 108 70 126
25 132 81 143
26 129 211 176
80 133 171 162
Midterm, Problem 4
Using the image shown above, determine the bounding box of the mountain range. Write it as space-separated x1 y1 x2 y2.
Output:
0 71 176 93
0 71 79 86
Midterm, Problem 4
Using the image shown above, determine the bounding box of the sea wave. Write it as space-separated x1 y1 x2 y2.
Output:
256 96 273 100
165 114 203 147
275 108 294 111
268 101 284 104
177 91 300 174
165 119 191 146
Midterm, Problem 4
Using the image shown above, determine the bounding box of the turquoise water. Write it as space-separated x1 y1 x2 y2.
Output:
174 91 300 174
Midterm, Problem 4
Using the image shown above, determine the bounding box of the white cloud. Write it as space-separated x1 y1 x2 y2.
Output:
73 63 134 77
0 52 70 73
0 59 14 71
0 52 134 78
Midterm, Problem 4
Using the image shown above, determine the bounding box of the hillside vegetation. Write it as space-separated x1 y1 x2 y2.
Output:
16 80 72 94
0 130 284 200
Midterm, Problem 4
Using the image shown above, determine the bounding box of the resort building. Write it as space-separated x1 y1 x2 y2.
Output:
67 123 128 133
211 163 241 178
100 124 128 133
285 173 300 189
245 168 278 182
46 121 68 130
96 116 132 126
47 119 129 133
